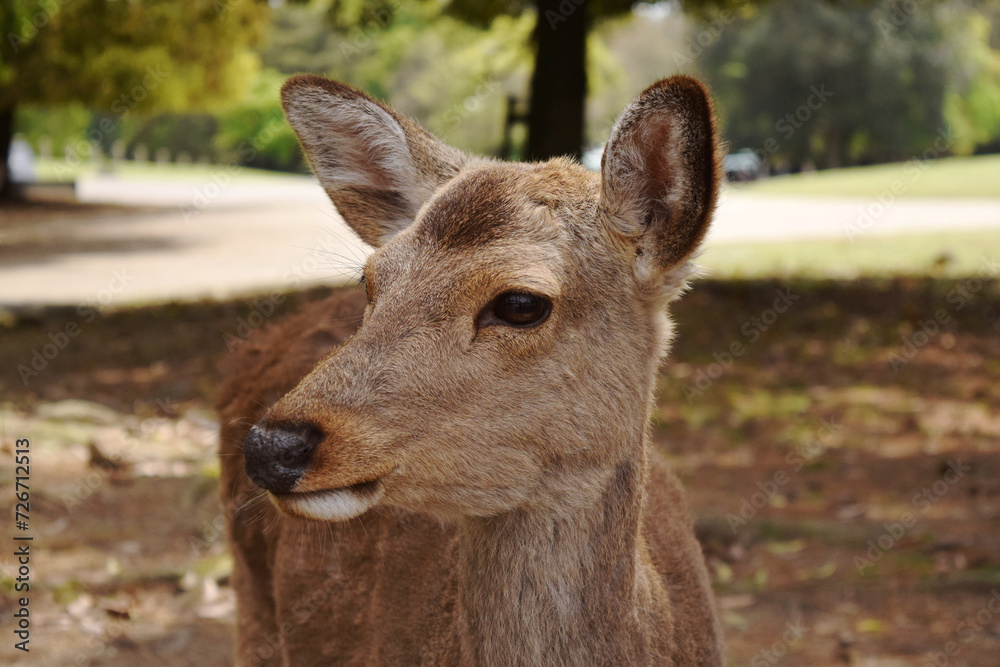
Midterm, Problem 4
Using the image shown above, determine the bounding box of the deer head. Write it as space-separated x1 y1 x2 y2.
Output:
243 75 719 521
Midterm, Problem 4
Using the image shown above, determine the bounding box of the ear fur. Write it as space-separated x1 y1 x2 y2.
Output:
600 76 720 275
281 75 468 247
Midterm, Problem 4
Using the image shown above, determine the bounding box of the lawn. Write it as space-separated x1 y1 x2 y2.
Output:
32 158 308 184
702 228 1000 279
740 154 1000 198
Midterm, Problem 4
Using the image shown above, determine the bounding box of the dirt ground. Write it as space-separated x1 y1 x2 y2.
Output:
1 275 999 666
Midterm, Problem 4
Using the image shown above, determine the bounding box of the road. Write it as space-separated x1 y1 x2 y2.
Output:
1 173 998 307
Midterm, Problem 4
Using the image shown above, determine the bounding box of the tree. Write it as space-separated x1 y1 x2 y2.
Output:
446 0 752 161
0 0 270 197
524 0 589 160
699 0 1000 170
256 0 754 162
446 0 611 160
943 5 1000 154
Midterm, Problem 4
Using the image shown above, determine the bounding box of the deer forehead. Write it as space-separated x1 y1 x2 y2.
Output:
414 161 599 249
365 162 603 300
368 233 565 308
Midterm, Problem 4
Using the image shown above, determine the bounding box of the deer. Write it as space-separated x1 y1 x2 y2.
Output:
217 73 724 666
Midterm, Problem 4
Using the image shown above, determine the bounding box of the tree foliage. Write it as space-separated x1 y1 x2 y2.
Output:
2 0 269 112
943 6 1000 153
0 0 270 193
698 0 1000 170
259 0 535 156
212 68 302 170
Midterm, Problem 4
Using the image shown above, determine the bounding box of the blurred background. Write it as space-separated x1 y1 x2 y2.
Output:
1 1 999 665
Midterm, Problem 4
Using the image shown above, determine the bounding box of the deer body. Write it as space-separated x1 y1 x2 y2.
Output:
219 75 724 665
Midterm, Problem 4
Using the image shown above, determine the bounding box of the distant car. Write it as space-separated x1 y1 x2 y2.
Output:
723 149 763 182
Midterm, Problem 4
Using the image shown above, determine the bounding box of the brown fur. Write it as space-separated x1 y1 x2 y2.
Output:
219 76 724 665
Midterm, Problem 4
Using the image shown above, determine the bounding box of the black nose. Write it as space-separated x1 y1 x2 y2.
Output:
243 423 323 494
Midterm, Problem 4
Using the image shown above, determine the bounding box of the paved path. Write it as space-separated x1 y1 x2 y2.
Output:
711 189 1000 244
1 175 368 308
1 174 999 307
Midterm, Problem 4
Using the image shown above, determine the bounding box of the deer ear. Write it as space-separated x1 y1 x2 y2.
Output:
599 76 720 275
281 75 467 247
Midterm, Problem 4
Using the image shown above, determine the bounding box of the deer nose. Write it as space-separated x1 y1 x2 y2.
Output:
243 423 323 494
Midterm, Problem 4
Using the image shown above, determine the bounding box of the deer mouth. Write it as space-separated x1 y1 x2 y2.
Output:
270 478 385 521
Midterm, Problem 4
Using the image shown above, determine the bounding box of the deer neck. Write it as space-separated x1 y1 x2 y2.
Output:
453 446 670 664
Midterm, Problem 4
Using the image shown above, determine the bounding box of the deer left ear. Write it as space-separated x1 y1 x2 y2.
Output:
281 75 467 248
599 76 720 275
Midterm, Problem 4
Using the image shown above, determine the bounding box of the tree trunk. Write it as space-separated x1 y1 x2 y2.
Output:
0 105 14 200
525 0 589 162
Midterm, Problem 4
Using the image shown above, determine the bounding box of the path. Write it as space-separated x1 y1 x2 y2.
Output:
710 189 1000 243
1 175 368 308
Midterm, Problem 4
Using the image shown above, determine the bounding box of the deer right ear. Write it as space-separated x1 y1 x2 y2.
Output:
281 76 467 247
599 76 720 277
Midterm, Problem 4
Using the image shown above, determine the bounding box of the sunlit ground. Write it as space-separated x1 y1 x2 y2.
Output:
740 154 1000 199
702 228 1000 279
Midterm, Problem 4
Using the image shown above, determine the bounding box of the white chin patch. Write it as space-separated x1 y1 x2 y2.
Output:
272 481 384 521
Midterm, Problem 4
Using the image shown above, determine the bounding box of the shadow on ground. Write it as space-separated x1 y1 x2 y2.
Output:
0 202 186 268
1 278 998 665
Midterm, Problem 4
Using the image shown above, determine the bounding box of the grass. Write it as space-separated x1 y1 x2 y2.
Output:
32 158 308 183
701 228 1000 279
740 154 1000 198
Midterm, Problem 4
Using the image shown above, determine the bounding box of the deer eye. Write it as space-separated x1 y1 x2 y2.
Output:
492 292 551 328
